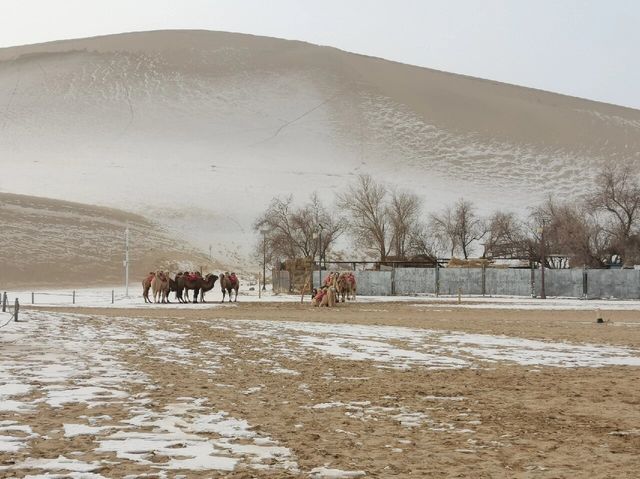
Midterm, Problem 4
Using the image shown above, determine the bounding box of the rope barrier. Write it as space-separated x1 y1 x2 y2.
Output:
0 313 14 330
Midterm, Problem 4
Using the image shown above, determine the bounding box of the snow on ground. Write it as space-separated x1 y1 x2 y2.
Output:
1 298 640 475
0 311 299 476
6 286 640 310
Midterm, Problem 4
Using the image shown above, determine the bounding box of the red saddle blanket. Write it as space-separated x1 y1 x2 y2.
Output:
185 274 200 282
229 274 238 287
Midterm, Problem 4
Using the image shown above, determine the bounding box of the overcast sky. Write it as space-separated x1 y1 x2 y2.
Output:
2 0 639 109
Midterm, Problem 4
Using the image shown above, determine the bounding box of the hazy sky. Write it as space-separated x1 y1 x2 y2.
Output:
3 0 639 109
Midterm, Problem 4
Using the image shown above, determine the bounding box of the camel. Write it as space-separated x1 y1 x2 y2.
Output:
175 271 201 303
323 271 338 288
196 273 219 302
142 272 155 303
220 272 239 302
176 272 218 303
151 271 170 303
336 272 357 302
168 274 179 303
312 286 336 307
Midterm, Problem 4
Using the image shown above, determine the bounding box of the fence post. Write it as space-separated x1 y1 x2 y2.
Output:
2 292 6 312
112 289 115 304
435 263 440 297
72 290 76 304
391 264 396 296
530 263 535 298
481 264 486 297
582 267 588 299
14 298 19 322
31 292 34 304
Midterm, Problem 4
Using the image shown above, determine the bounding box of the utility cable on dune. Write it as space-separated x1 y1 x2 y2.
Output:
251 90 344 146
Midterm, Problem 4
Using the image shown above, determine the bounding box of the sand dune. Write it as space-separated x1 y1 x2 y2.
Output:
0 193 213 288
1 30 638 265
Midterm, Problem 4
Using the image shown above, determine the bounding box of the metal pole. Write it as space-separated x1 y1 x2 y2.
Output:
14 298 19 322
112 289 115 304
317 228 322 288
124 227 130 297
72 290 76 304
2 292 6 312
32 292 34 304
540 227 546 299
262 232 266 291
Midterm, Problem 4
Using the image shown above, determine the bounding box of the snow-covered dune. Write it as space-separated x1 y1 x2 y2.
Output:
0 193 211 288
1 30 639 265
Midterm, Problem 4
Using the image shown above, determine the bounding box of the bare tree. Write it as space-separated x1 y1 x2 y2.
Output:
429 205 458 257
338 175 392 261
529 197 609 268
588 163 640 265
254 193 343 263
484 211 526 258
387 189 422 258
406 223 438 259
430 198 486 259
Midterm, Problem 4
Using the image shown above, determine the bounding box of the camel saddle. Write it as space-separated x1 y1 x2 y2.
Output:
229 274 238 287
315 288 327 301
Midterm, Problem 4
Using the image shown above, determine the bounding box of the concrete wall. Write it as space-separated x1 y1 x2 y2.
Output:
394 268 436 295
538 269 584 298
486 268 533 297
585 269 640 299
311 268 640 299
355 271 394 296
438 268 484 295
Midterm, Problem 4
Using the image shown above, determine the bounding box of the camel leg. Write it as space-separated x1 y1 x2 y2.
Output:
234 288 238 302
221 290 226 303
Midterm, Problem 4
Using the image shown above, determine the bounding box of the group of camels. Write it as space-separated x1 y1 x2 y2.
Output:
312 271 357 307
142 271 239 304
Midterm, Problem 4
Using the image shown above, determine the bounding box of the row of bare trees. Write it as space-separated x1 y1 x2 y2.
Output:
254 164 640 268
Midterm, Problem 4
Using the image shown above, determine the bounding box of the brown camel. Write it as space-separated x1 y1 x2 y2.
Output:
169 273 182 302
312 285 337 307
196 273 219 302
176 271 201 303
219 272 239 302
336 272 357 302
151 271 170 303
177 272 218 303
142 272 155 303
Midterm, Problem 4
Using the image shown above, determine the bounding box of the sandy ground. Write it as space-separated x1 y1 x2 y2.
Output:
2 302 640 478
